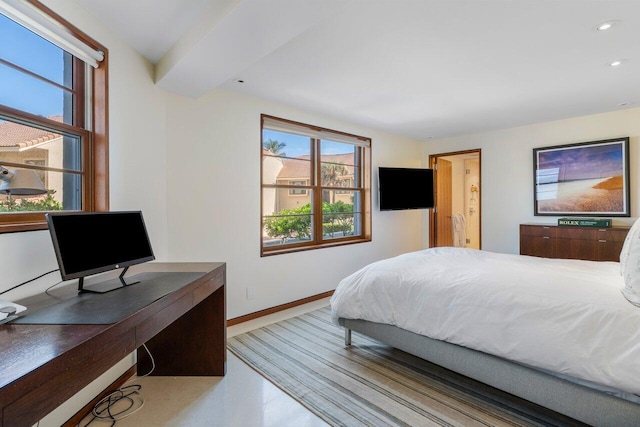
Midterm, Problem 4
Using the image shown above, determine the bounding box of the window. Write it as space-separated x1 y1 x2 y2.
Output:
335 178 351 194
288 181 307 195
0 1 108 233
261 115 371 255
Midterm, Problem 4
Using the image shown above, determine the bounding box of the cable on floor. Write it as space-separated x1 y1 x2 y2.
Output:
79 343 156 426
87 384 144 426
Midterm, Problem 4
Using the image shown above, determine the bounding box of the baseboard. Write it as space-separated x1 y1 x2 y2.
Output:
62 365 137 427
227 290 333 326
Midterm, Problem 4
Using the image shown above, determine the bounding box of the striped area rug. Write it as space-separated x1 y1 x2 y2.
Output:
227 306 584 427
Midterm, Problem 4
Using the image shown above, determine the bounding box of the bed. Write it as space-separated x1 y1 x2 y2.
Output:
330 242 640 427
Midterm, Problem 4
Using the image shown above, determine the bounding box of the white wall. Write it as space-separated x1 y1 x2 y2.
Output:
166 89 424 319
423 108 640 254
0 1 170 425
0 0 170 300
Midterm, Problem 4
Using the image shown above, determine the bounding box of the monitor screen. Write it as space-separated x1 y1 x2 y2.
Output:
378 167 434 210
46 211 155 281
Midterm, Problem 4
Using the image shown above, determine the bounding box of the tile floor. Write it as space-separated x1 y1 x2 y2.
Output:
80 298 331 427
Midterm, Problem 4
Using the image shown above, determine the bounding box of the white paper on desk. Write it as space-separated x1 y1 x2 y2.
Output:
0 299 27 320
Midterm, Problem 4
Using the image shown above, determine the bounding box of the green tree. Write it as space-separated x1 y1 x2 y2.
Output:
322 201 354 237
263 201 355 242
263 139 287 157
264 203 311 243
0 190 63 212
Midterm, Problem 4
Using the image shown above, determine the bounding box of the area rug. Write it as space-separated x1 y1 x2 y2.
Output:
227 306 584 427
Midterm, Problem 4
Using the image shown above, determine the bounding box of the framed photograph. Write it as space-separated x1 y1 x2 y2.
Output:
533 137 630 217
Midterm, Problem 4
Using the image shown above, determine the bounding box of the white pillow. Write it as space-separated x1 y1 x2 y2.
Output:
620 221 637 274
620 218 640 306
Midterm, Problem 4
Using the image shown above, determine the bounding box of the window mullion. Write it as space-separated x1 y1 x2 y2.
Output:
356 147 364 230
72 57 85 128
312 138 323 243
0 58 75 94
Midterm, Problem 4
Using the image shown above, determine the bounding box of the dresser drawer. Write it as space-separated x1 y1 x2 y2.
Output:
520 224 557 238
556 227 600 240
520 224 630 261
599 228 630 242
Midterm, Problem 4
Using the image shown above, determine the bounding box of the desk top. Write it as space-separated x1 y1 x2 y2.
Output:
0 262 225 427
12 271 206 324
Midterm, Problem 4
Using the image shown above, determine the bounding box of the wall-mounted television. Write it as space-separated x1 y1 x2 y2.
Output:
46 210 155 293
378 167 434 211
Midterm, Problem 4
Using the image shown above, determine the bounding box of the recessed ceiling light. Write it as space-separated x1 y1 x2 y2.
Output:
233 79 245 84
608 59 627 67
594 20 620 31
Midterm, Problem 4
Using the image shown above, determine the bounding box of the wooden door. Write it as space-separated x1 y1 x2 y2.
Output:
429 149 481 249
435 158 453 246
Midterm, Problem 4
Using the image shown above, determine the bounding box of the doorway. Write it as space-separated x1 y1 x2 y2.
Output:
429 149 481 249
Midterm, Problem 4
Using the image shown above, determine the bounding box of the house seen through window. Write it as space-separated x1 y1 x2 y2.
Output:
261 115 371 255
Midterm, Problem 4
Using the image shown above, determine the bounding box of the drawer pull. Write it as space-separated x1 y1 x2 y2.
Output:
543 236 550 239
598 240 607 243
543 226 550 229
598 229 607 232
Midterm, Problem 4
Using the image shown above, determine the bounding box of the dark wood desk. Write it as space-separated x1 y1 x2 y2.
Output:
0 262 226 427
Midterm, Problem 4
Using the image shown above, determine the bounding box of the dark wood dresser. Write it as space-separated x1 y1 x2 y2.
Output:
520 223 630 261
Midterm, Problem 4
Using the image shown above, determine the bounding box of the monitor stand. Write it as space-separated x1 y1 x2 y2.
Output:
78 267 141 294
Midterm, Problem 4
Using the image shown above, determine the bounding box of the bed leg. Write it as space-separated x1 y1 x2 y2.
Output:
345 328 352 346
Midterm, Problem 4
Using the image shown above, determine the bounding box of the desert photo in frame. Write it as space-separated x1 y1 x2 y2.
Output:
533 137 630 216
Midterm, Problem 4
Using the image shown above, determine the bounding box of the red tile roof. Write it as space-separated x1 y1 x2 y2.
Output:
277 153 355 179
0 116 63 149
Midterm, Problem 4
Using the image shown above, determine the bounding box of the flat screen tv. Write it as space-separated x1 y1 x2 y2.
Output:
378 167 435 211
46 211 155 293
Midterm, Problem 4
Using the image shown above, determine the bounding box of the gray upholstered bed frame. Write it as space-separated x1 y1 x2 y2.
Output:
339 317 640 427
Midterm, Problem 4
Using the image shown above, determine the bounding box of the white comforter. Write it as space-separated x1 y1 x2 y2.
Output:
330 247 640 397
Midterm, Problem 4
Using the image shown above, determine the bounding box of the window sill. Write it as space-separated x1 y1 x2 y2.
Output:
0 219 48 234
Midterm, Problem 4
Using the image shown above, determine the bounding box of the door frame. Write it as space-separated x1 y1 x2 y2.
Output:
429 149 482 248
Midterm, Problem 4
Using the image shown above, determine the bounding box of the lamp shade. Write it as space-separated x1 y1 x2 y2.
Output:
0 169 47 195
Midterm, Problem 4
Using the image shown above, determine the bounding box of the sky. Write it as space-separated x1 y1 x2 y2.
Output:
263 129 354 159
0 13 66 119
537 141 624 181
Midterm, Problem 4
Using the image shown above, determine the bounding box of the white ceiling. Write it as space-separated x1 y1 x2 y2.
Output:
77 0 640 141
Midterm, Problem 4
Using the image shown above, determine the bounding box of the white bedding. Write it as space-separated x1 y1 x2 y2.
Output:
330 247 640 397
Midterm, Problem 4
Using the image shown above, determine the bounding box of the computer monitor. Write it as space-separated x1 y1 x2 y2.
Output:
46 210 155 293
